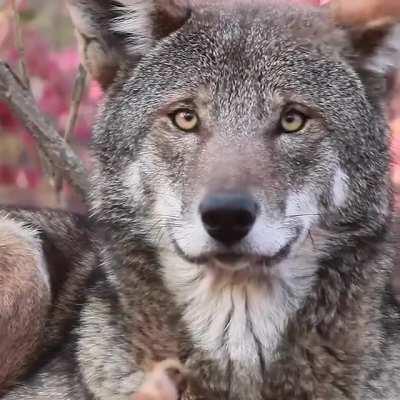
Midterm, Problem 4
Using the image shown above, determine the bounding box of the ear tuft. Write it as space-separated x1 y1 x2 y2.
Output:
329 0 400 74
348 22 400 75
66 0 190 89
363 24 400 74
111 0 189 55
67 0 130 89
108 1 155 56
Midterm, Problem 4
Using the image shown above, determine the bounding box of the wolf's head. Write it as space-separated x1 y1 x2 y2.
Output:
69 0 399 279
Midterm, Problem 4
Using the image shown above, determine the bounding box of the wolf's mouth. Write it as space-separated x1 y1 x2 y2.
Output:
172 231 299 270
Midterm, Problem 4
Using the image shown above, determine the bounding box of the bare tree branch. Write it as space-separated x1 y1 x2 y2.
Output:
9 0 84 204
10 0 55 199
0 62 89 200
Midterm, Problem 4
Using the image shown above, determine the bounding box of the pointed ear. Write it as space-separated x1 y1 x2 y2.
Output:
329 0 400 74
66 0 190 89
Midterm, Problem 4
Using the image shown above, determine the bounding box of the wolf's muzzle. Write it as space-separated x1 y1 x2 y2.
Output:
199 192 258 246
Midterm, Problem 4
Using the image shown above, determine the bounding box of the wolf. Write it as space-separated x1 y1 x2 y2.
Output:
2 0 400 399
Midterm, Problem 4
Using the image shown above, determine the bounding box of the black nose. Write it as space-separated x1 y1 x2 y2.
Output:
200 192 258 246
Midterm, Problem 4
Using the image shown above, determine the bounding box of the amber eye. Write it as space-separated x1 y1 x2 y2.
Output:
280 109 307 133
171 109 199 132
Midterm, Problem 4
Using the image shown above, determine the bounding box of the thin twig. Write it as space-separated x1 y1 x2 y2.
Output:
64 64 87 142
0 62 89 200
10 0 30 90
54 63 88 195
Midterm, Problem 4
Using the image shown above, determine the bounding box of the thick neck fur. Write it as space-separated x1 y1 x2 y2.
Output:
260 240 391 399
101 226 392 399
167 238 389 399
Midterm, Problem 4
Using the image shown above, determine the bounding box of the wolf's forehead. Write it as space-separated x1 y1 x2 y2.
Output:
188 0 323 19
171 18 339 88
130 5 349 112
182 6 335 66
188 1 333 41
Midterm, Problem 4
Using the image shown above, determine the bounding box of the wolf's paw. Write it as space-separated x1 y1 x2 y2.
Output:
132 360 187 400
0 217 51 387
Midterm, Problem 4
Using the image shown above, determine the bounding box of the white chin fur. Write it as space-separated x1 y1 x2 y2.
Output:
159 235 319 379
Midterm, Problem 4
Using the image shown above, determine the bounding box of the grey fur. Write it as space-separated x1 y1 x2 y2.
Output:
2 1 400 399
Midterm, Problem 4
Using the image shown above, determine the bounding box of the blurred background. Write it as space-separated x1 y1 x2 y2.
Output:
0 0 101 211
1 0 400 209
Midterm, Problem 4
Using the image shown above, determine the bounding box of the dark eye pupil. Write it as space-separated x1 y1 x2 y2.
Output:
183 112 194 121
285 113 297 123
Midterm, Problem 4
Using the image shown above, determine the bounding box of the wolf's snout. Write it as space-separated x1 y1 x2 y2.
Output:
199 192 258 246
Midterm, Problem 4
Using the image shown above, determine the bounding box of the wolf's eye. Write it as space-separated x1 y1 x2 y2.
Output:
171 109 199 132
280 109 307 133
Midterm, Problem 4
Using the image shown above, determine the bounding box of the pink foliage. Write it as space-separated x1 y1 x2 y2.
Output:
4 30 101 141
0 13 101 194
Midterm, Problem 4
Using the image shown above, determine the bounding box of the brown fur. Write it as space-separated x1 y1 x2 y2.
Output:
0 221 50 391
0 209 95 393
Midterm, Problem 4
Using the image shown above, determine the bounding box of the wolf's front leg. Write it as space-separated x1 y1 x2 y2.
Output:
0 217 51 390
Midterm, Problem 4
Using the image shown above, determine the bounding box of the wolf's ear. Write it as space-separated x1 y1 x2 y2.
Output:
66 0 190 88
329 0 400 75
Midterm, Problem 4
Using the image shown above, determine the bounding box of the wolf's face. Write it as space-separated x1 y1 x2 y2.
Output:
126 14 349 272
68 0 400 278
71 1 396 280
